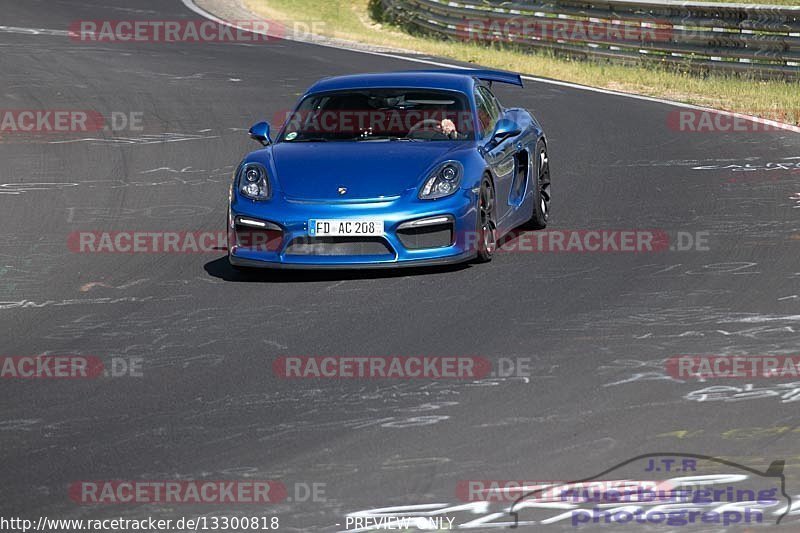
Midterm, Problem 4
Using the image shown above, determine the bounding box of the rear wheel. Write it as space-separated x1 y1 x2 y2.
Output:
475 177 497 263
529 140 551 229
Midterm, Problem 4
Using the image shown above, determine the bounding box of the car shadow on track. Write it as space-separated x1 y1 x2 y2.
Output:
203 256 471 283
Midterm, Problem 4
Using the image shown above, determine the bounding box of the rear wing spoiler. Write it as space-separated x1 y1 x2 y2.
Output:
405 69 524 88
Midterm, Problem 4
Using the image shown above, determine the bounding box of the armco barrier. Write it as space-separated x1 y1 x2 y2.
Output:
379 0 800 78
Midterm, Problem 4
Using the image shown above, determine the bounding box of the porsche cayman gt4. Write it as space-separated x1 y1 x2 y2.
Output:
228 69 550 269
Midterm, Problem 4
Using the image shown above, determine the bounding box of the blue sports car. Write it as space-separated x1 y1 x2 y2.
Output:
228 69 550 269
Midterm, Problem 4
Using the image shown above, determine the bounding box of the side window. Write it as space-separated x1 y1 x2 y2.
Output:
474 89 496 137
478 86 503 119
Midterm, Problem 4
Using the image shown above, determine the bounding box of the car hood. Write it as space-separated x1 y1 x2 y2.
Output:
270 141 465 201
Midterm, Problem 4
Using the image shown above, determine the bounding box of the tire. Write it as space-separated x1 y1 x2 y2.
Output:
475 176 497 263
529 139 551 229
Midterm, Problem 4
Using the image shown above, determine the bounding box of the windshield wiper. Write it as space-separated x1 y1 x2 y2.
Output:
287 137 329 142
355 136 424 142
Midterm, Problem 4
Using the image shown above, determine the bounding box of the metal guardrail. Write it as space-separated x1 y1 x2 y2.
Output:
379 0 800 77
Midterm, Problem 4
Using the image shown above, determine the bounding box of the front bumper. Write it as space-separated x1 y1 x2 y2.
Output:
228 189 478 269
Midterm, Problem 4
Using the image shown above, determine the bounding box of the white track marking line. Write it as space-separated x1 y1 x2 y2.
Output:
0 25 71 36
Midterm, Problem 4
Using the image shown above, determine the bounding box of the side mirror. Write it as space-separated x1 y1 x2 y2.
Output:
490 118 522 145
249 121 271 146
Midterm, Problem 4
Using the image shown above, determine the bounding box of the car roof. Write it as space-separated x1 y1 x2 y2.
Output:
306 71 477 95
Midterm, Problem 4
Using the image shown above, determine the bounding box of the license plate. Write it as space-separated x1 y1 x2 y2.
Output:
308 219 384 237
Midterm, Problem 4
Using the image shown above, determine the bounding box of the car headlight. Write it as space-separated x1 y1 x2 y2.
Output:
419 161 463 200
238 163 271 201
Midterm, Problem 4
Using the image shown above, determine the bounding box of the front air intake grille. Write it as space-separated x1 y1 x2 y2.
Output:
234 225 283 252
397 223 454 250
285 237 394 256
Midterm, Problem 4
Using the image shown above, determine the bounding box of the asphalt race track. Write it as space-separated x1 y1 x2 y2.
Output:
1 0 800 531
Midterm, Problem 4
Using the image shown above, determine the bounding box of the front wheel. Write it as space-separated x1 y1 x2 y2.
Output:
475 176 497 263
529 140 551 229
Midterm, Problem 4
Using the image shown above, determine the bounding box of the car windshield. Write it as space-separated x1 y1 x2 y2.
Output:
279 88 474 142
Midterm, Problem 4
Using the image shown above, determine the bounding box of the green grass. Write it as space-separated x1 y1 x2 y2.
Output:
247 0 800 124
